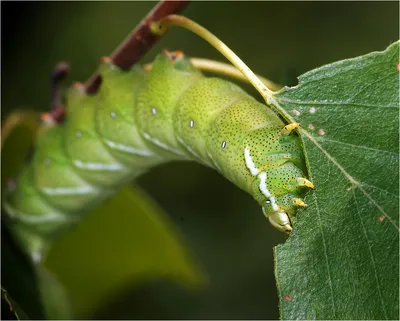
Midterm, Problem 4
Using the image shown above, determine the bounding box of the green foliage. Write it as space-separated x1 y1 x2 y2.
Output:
1 111 40 191
44 185 204 318
274 42 399 320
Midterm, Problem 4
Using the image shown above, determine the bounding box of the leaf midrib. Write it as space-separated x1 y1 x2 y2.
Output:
301 129 399 231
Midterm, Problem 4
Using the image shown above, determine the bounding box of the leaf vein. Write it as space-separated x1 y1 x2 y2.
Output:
352 189 389 319
316 137 398 157
301 129 399 232
275 97 397 109
360 182 400 199
349 70 397 101
313 193 337 317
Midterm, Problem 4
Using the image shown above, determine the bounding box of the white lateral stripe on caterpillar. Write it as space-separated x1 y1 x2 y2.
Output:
258 172 279 211
42 186 97 196
244 147 260 176
244 148 279 211
142 132 185 156
176 136 202 160
207 152 223 172
104 139 154 157
3 203 74 223
73 160 125 171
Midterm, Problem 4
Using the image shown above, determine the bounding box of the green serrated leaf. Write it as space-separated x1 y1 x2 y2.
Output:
273 42 399 319
43 185 205 318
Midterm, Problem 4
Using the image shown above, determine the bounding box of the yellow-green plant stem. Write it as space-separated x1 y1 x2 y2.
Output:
150 15 292 120
1 110 40 149
144 58 281 92
190 58 282 91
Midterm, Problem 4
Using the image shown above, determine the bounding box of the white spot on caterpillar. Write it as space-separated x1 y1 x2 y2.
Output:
309 107 316 113
189 120 194 128
31 251 42 263
42 186 96 195
258 172 279 211
221 141 227 149
111 111 117 118
76 130 82 138
177 136 201 159
142 132 185 156
151 107 157 115
44 158 51 165
207 152 223 172
244 147 259 176
292 109 301 116
266 200 271 204
73 160 125 171
308 123 315 130
318 128 325 136
105 139 154 157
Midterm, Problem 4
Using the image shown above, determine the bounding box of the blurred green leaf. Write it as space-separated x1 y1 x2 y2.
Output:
1 110 40 190
2 110 73 320
36 265 73 320
44 185 205 318
1 225 43 319
273 42 399 319
2 216 72 320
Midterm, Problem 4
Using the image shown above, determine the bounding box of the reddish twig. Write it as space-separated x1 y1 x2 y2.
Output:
49 62 70 123
85 0 190 94
51 62 70 109
43 0 190 124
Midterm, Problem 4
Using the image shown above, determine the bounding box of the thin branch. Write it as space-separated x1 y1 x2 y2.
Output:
49 62 70 123
85 0 190 94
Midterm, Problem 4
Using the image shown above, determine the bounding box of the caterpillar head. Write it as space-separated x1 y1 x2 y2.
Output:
259 189 309 233
266 209 293 233
250 163 310 233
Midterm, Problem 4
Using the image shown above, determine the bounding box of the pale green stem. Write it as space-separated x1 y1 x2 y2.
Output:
144 57 282 92
189 58 282 91
151 15 276 105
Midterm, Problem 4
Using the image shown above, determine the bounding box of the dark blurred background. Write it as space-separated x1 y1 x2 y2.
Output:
2 1 399 319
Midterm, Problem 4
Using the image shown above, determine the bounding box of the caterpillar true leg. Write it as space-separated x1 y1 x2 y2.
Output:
293 198 308 207
281 122 300 136
296 177 316 189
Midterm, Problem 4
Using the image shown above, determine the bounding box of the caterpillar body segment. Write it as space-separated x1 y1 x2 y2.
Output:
4 51 311 259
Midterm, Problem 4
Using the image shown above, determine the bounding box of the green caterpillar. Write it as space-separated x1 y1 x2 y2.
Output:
4 50 313 260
